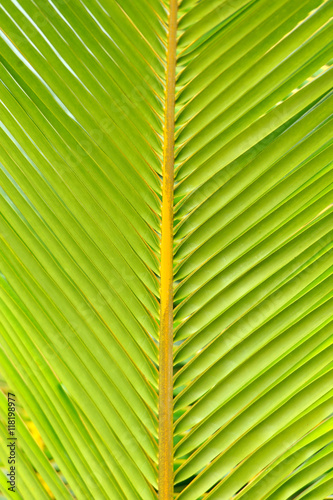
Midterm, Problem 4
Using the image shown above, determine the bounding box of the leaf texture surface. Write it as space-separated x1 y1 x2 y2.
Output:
0 0 332 499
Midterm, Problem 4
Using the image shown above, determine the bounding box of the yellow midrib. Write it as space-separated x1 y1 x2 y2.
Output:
158 0 178 498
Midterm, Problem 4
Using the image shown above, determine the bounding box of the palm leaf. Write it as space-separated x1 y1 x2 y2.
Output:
0 0 332 499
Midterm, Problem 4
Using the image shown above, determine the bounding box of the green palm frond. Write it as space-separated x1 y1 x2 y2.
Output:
0 0 332 499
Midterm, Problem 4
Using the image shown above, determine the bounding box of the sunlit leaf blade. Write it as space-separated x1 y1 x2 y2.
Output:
0 0 332 498
174 0 333 498
0 0 166 496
